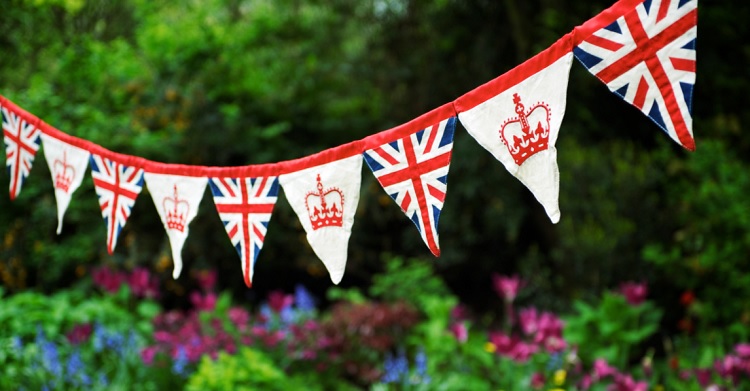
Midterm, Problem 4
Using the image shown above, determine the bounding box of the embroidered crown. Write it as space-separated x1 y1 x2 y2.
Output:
499 93 551 166
53 152 75 193
164 185 189 233
305 174 344 230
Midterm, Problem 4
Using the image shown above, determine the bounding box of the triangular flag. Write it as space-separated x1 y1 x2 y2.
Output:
1 103 42 200
209 176 279 288
144 173 207 279
573 0 697 150
456 51 574 223
279 155 362 284
90 154 145 254
40 134 91 234
363 117 456 257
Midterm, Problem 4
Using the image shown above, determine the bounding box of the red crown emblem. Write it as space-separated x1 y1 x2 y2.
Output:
305 174 344 230
499 93 551 165
53 151 75 193
163 185 189 233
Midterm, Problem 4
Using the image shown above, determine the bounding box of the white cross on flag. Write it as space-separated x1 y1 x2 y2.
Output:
456 49 574 223
573 0 697 150
144 173 207 279
41 134 91 234
1 102 41 200
209 175 279 287
90 154 145 254
279 155 363 285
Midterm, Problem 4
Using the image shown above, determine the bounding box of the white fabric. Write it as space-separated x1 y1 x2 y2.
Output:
40 134 91 234
458 53 573 223
279 155 363 284
144 173 207 279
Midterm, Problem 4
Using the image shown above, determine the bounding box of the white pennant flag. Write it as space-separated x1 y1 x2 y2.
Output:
40 134 91 234
279 155 363 284
144 173 207 279
457 51 574 223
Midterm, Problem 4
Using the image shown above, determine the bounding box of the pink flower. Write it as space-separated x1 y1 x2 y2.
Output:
65 323 92 345
128 267 159 299
267 290 294 313
450 322 468 343
611 373 647 391
92 266 125 293
195 269 217 292
492 274 523 302
519 307 539 335
141 346 157 365
228 307 250 328
451 304 469 321
593 358 617 379
579 374 593 390
735 343 750 358
190 291 217 312
530 372 546 389
617 281 648 306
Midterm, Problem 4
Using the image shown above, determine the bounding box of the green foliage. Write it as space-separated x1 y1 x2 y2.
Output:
564 292 662 367
369 256 452 309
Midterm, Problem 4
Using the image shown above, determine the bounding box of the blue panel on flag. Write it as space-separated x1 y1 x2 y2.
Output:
604 21 622 34
680 82 694 113
573 47 602 70
432 205 441 230
438 118 455 148
436 175 447 185
614 85 629 99
410 212 421 233
643 0 653 14
648 103 668 131
363 153 385 172
678 0 692 8
682 39 696 50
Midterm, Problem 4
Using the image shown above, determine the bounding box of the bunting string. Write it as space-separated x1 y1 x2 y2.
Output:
0 0 697 285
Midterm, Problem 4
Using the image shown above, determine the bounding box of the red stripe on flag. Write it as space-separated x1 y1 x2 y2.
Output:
373 145 400 166
399 191 412 213
240 183 252 288
586 34 625 52
227 224 238 239
402 136 440 257
645 55 694 149
219 178 236 198
596 9 697 84
670 57 695 72
633 76 650 110
422 124 439 155
656 0 671 23
254 177 267 198
427 184 445 203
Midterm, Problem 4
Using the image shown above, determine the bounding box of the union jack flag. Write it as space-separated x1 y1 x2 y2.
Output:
209 176 279 287
574 0 697 150
363 116 456 257
2 104 41 200
90 154 144 255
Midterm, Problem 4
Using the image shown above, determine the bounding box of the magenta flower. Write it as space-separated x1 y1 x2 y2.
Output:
530 372 545 389
617 281 648 306
128 267 160 299
267 290 294 313
492 273 524 302
593 358 617 379
195 269 217 292
141 346 157 365
519 307 539 335
65 323 93 345
92 266 125 293
190 291 217 312
735 343 750 358
228 307 250 329
450 322 468 343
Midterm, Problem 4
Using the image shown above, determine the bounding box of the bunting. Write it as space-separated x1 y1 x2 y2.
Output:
40 134 91 234
573 0 698 150
1 101 41 200
144 173 208 279
90 154 145 255
279 155 363 284
209 176 279 287
0 0 699 287
456 47 574 223
363 116 456 257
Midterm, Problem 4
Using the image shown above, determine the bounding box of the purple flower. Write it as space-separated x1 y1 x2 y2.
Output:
268 290 294 313
593 358 617 379
172 345 188 376
92 266 126 294
449 322 468 343
141 346 158 365
66 323 93 345
492 274 524 302
195 269 217 292
128 267 159 299
617 281 648 306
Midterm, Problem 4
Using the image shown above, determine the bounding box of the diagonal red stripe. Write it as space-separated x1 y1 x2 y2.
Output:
376 152 450 188
670 57 695 72
656 0 671 23
596 8 697 84
427 184 446 203
632 76 650 110
422 124 439 155
372 145 400 166
586 34 625 52
645 55 694 149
